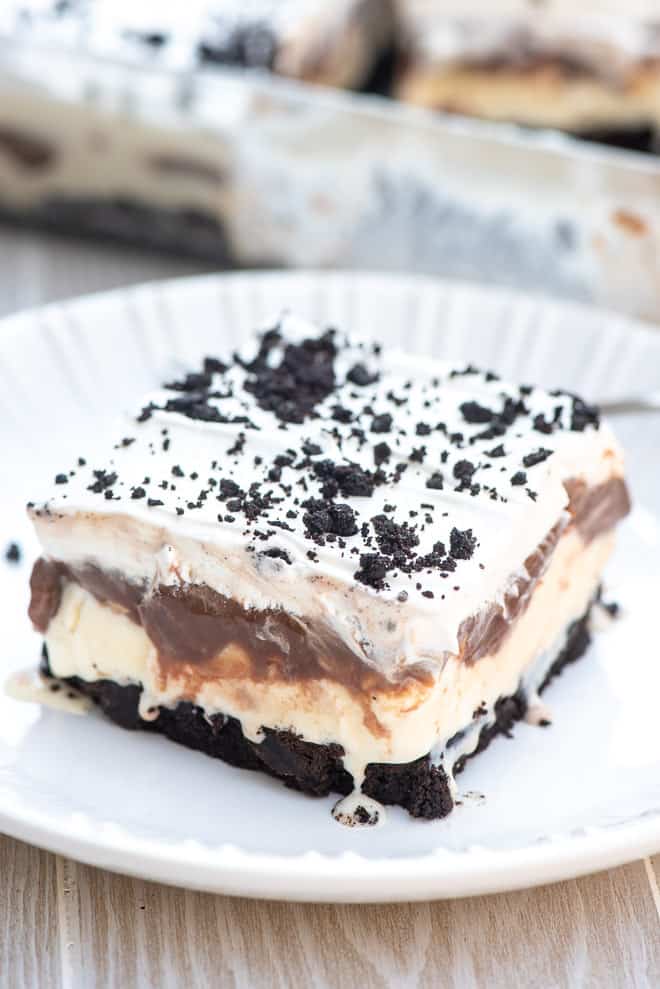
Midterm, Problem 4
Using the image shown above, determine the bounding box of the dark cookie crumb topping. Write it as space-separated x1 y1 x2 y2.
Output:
522 448 553 468
4 542 21 564
41 320 604 600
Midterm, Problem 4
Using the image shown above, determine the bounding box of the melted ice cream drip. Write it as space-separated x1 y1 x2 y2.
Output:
524 694 553 727
5 667 92 715
137 690 161 722
332 792 385 828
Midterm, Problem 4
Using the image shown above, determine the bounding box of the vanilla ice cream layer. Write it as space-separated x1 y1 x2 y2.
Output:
0 84 233 215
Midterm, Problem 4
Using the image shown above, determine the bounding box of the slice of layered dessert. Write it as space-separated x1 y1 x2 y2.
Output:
394 5 660 152
197 0 395 90
26 315 630 823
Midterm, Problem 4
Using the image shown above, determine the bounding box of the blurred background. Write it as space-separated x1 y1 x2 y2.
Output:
2 0 660 319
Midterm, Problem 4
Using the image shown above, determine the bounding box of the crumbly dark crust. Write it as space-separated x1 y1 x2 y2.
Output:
1 121 655 263
0 198 234 263
41 606 592 820
575 126 657 154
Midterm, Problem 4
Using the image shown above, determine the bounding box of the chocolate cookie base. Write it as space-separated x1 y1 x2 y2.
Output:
575 125 657 154
42 606 592 820
511 122 657 154
0 197 236 264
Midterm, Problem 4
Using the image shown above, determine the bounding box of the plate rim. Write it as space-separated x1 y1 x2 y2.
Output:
2 268 659 902
0 797 658 902
5 265 660 350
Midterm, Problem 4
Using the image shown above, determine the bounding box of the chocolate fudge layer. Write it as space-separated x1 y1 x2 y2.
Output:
27 315 630 822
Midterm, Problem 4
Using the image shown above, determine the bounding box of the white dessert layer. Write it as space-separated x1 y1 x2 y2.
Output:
0 1 387 84
395 6 660 81
44 525 614 786
0 84 233 216
30 317 625 673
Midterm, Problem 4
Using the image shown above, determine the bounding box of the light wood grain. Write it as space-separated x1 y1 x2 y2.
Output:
0 224 208 318
0 836 60 987
49 856 660 989
440 863 660 989
648 855 660 922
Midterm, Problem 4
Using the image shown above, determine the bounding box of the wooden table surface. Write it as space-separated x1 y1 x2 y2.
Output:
1 227 659 989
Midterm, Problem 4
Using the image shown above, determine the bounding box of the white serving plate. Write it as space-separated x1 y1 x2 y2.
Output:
0 271 659 902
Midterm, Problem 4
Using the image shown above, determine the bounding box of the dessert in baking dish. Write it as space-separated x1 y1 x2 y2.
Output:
0 1 394 259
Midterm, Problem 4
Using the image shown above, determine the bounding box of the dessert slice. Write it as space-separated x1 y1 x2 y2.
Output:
27 315 630 823
394 6 660 151
198 0 395 90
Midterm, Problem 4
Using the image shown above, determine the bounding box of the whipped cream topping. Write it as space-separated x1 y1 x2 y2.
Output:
1 0 379 77
398 3 660 80
30 313 623 669
8 2 657 76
